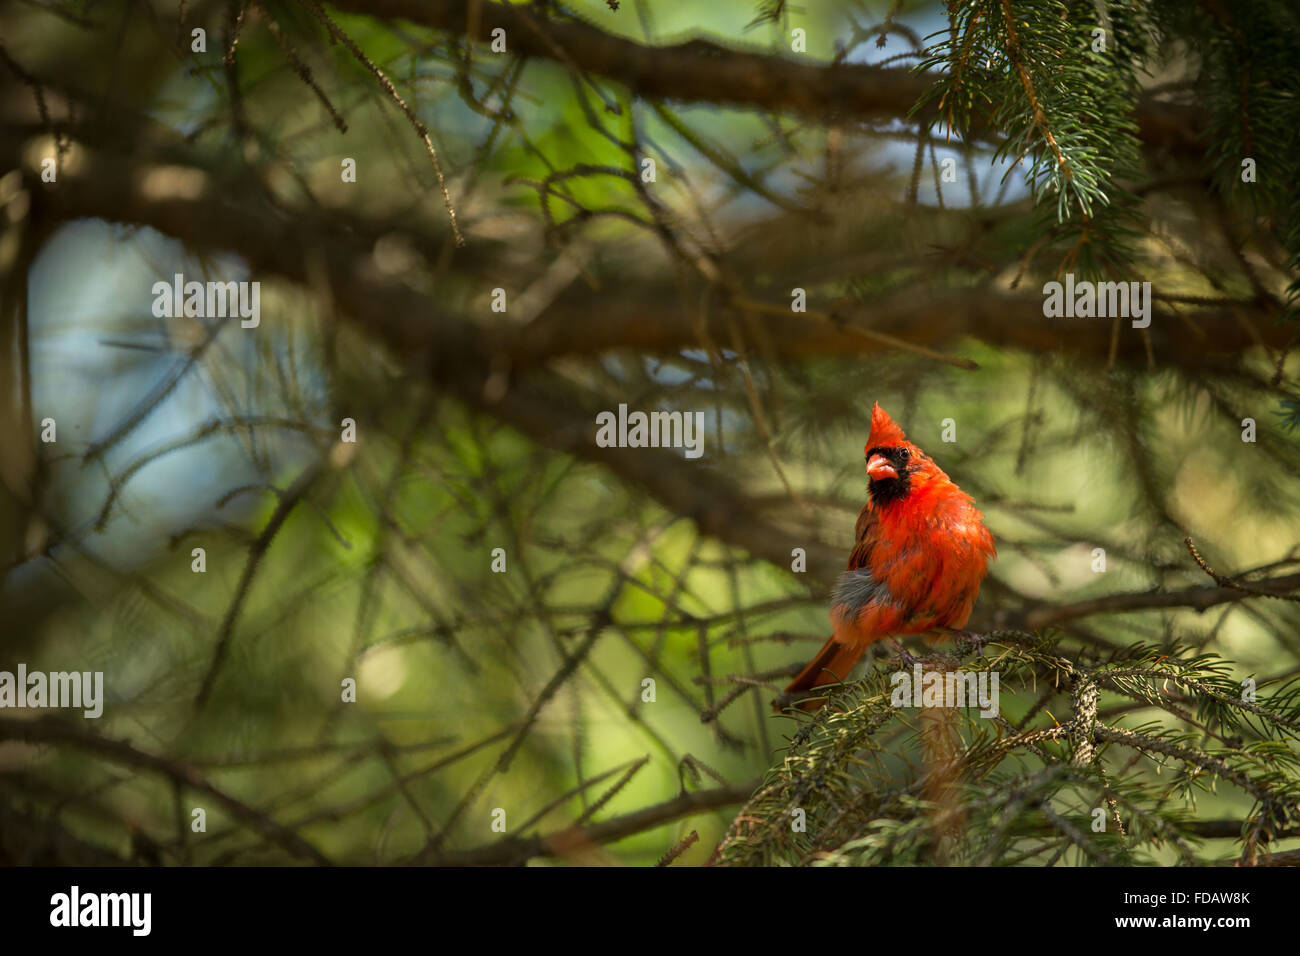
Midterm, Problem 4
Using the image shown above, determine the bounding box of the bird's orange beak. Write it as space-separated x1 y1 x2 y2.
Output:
866 453 897 480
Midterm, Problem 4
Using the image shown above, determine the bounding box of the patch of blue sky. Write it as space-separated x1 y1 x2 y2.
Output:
19 220 324 578
145 65 221 138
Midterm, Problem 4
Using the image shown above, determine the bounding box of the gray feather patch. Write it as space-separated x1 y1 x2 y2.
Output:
831 568 894 618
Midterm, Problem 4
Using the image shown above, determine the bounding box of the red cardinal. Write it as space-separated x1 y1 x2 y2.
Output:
780 403 996 712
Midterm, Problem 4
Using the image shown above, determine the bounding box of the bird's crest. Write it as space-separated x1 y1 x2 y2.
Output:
867 402 908 449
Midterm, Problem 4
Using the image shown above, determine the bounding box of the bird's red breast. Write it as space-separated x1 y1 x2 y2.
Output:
781 403 996 711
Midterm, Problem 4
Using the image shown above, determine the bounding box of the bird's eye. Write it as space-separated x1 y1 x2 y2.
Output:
898 448 910 461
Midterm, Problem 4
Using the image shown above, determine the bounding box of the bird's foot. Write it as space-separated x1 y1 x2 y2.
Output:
886 637 921 669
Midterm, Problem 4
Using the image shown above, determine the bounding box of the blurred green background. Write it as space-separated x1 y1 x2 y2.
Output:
1 0 1298 866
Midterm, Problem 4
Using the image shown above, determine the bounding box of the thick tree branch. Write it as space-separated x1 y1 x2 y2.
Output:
520 283 1289 371
328 0 1203 161
334 0 933 123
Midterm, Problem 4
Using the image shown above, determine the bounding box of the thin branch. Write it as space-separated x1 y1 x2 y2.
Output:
423 781 757 865
0 717 331 865
195 462 326 710
1024 572 1300 630
302 0 464 245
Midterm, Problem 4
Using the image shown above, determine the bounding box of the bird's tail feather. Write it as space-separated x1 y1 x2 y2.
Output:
778 637 867 713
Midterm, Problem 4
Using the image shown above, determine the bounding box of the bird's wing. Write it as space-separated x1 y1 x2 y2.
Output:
831 503 910 639
845 502 878 571
779 504 893 710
